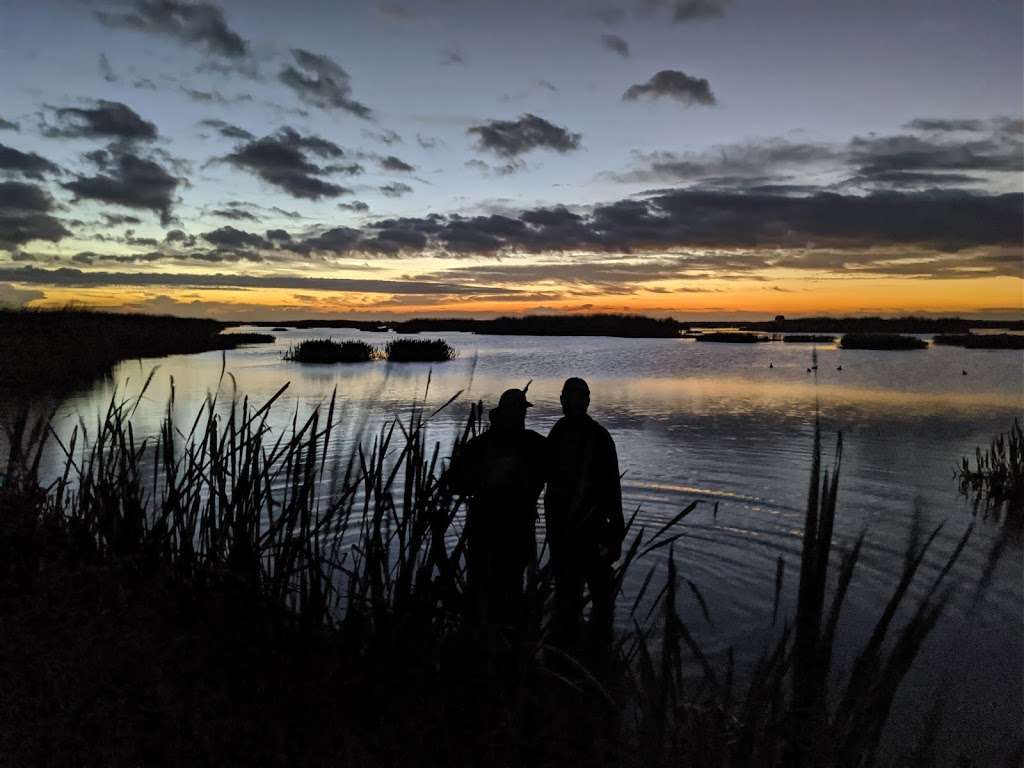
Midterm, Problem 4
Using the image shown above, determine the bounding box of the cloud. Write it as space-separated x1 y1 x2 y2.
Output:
181 87 253 105
98 54 118 83
63 148 179 224
278 49 372 118
201 225 270 249
669 0 731 21
440 49 465 66
623 70 717 105
601 34 630 57
848 133 1024 181
0 282 45 308
43 100 158 141
0 118 19 132
95 0 249 59
102 213 143 226
380 182 414 197
468 113 582 157
377 3 415 22
339 200 370 213
0 181 70 248
210 206 259 221
903 118 986 133
222 127 357 199
417 134 440 149
611 139 838 183
363 128 403 145
0 143 61 179
0 266 519 296
379 155 415 172
198 119 253 140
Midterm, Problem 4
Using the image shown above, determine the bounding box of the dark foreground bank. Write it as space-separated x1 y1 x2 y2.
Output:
0 383 1012 768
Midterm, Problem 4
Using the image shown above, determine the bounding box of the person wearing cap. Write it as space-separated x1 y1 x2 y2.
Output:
448 386 546 631
544 377 624 653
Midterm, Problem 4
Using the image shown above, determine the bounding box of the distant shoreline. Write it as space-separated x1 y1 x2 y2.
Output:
237 313 1024 338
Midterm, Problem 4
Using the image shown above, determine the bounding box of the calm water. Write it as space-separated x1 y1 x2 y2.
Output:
13 329 1024 764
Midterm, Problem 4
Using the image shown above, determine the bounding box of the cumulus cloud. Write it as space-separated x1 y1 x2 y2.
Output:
623 70 716 105
0 143 61 179
363 128 403 145
601 34 630 57
222 127 357 199
95 0 249 59
63 148 179 224
0 181 70 248
181 88 253 105
278 49 372 118
468 113 582 157
42 100 158 141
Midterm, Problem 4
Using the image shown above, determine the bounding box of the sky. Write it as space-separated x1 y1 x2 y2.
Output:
0 0 1021 320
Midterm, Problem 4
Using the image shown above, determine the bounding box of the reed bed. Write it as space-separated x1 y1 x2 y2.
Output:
284 338 376 363
0 382 986 766
385 338 457 362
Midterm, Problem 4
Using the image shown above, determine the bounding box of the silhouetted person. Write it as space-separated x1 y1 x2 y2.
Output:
448 387 546 631
544 377 624 655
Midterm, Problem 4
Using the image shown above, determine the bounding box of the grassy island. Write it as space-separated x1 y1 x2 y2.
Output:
284 339 375 363
385 337 456 362
839 333 927 350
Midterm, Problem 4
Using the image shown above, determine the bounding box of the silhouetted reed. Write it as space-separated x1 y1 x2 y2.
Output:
957 419 1023 532
0 383 981 766
284 338 375 363
385 337 456 362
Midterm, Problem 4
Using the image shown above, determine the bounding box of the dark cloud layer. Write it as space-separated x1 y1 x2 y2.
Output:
96 0 248 59
0 143 60 179
141 189 1021 264
623 70 717 105
0 118 19 132
43 100 158 142
0 181 69 247
64 149 179 224
0 266 517 296
379 155 415 172
222 127 356 199
278 49 372 118
468 113 582 157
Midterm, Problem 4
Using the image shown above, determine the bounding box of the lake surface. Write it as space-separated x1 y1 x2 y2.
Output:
13 328 1024 765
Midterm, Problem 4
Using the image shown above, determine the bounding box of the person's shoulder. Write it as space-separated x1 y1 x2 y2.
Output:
523 429 546 446
586 416 615 443
547 417 568 437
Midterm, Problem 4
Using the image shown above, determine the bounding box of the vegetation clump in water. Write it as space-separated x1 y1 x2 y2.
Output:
839 333 927 350
284 338 375 363
385 337 456 362
957 419 1023 531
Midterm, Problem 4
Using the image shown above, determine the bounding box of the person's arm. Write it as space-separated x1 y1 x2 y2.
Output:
603 431 625 560
446 434 480 496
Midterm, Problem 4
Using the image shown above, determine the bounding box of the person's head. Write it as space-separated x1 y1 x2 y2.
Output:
560 377 590 420
489 387 533 431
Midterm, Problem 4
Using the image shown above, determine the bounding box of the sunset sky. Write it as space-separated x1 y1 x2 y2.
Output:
1 0 1021 319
